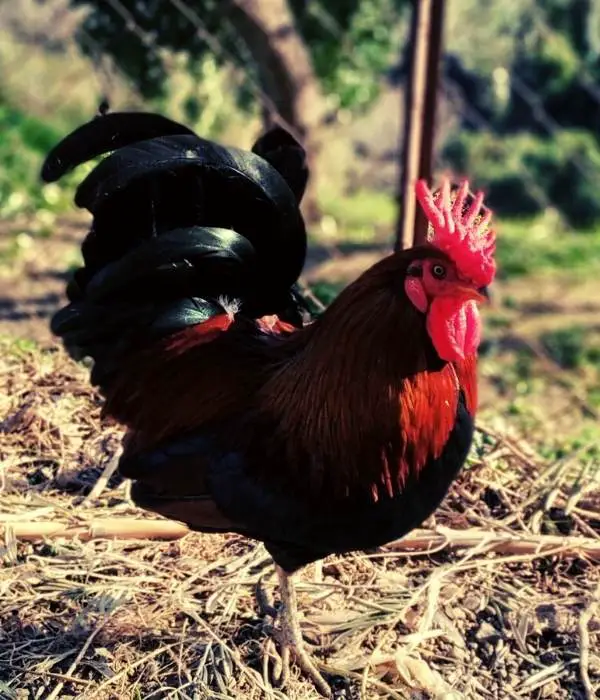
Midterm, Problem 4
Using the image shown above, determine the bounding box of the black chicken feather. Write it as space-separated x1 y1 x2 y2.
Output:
252 126 309 204
52 226 256 372
54 296 226 392
82 227 256 303
72 135 306 295
52 297 224 343
41 112 196 182
75 135 290 211
43 119 308 300
43 111 312 386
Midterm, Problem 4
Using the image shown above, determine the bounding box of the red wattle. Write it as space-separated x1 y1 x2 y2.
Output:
427 297 481 361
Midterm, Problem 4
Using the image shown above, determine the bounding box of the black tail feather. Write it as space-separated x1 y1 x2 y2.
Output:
41 112 196 183
70 134 307 295
43 110 311 389
82 227 256 304
251 126 309 205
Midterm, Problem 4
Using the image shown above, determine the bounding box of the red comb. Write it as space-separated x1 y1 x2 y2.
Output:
415 177 496 288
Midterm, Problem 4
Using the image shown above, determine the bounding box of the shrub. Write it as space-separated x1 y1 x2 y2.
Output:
442 130 600 228
0 100 73 220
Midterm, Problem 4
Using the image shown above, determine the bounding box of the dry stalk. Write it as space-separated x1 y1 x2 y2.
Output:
45 622 106 700
578 582 600 700
5 520 600 562
81 449 122 505
385 527 600 559
1 518 190 540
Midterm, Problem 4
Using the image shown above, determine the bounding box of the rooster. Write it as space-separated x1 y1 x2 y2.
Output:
43 111 496 696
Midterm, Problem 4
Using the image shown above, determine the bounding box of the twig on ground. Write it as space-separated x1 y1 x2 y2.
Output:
81 449 122 505
45 622 106 700
475 423 542 470
385 527 600 559
85 644 181 699
578 583 600 700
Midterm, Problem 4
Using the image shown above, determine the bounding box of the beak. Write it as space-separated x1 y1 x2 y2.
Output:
451 285 487 304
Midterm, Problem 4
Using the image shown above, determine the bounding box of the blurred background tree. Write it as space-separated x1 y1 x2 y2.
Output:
67 0 409 217
2 0 600 234
441 0 600 227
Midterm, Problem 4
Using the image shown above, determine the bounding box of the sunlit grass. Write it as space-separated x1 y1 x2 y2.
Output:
315 186 396 243
496 217 600 279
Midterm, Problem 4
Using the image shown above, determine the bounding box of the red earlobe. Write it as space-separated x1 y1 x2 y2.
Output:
404 278 428 313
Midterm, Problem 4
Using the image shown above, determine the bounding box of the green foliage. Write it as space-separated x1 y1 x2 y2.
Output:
71 0 407 114
443 130 600 228
496 217 600 278
588 385 600 407
0 335 39 359
0 101 72 221
513 14 580 98
298 0 406 111
501 2 599 135
541 326 588 369
156 55 255 140
541 326 600 370
485 314 512 330
442 132 540 218
310 281 343 306
514 350 535 382
445 2 600 223
317 186 396 241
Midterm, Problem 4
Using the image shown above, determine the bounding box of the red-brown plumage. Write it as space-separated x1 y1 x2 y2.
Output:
93 177 495 585
166 314 233 353
257 252 480 499
453 353 478 415
103 248 480 504
103 319 264 449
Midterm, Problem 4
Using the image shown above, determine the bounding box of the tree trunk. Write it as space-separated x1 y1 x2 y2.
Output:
228 0 324 222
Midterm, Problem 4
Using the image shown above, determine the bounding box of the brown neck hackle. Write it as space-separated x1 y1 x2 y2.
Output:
105 249 478 497
259 250 477 499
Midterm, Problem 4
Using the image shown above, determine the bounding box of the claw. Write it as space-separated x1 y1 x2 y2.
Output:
274 565 331 697
254 565 331 696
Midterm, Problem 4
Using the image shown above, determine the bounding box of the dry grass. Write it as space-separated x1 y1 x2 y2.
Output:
1 338 599 700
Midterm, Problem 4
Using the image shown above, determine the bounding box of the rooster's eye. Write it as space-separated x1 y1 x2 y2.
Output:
431 264 446 279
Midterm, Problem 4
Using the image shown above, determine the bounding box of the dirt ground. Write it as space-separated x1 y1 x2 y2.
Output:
1 220 599 700
0 219 86 345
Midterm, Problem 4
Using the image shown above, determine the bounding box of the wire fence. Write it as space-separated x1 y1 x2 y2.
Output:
1 0 599 248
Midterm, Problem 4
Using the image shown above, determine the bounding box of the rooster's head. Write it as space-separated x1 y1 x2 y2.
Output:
404 178 496 362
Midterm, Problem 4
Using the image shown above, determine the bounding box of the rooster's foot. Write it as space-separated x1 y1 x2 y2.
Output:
273 625 329 696
274 565 330 696
255 567 330 696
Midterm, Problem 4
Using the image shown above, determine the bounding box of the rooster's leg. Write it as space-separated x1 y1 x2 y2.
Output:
274 564 330 696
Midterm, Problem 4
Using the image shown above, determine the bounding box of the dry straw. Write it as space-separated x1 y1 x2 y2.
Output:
1 340 599 699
